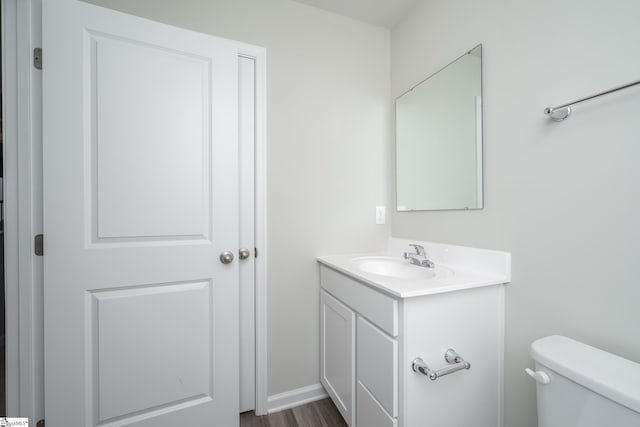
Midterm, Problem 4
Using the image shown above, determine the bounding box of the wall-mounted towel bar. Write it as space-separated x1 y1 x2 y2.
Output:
544 79 640 121
412 349 471 381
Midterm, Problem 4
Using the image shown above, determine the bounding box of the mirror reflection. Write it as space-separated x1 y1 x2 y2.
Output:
396 45 483 211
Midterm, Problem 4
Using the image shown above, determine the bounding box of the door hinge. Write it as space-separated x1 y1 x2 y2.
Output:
34 47 42 70
37 420 45 427
35 234 44 256
255 247 258 258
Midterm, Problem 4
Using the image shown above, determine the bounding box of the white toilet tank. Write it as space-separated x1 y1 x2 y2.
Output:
529 335 640 427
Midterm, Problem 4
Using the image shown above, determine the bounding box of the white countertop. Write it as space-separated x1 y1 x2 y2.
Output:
317 238 511 299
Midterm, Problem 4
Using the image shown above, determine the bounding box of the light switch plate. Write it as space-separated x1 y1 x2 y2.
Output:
375 206 386 225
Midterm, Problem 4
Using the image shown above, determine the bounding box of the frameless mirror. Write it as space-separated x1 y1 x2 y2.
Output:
395 44 483 211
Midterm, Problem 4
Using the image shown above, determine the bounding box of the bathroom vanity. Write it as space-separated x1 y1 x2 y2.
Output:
317 238 511 427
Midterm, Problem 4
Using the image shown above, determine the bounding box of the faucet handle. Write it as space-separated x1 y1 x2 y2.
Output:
408 244 425 255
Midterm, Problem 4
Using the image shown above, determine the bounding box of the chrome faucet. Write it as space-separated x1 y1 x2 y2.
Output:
403 244 435 269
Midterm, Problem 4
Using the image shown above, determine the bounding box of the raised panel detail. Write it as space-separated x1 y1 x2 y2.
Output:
356 316 398 418
88 280 213 423
320 290 355 426
89 33 212 242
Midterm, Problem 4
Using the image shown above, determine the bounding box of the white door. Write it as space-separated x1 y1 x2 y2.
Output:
42 1 240 426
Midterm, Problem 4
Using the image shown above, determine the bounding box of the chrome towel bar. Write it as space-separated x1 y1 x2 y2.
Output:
544 79 640 121
412 349 471 381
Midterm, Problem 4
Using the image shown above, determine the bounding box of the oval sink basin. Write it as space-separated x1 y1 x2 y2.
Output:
352 256 448 280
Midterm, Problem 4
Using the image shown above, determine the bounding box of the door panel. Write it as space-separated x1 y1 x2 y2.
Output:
91 31 211 241
92 281 212 421
43 1 239 426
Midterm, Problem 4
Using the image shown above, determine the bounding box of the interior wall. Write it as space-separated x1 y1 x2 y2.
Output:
82 0 391 397
390 0 640 425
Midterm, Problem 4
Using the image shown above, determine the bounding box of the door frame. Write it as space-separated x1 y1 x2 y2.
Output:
2 0 44 421
1 0 269 419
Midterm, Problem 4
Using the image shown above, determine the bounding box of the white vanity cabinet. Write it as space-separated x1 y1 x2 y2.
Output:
319 255 507 427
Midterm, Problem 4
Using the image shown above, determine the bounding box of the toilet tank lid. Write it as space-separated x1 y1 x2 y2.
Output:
531 335 640 414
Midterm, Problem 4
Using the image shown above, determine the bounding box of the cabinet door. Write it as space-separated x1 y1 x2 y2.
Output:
357 381 397 427
320 291 355 426
357 316 398 418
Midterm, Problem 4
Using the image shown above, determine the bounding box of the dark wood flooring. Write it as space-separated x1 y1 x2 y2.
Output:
240 398 347 427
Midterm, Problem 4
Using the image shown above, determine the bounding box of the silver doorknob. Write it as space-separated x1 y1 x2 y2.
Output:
219 251 234 264
239 248 251 260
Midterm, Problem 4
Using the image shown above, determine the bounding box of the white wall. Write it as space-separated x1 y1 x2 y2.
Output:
391 0 640 425
83 0 391 397
77 1 640 424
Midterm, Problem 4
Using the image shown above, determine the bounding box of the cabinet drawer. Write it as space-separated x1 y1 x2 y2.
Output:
320 266 398 336
357 381 397 427
356 316 398 417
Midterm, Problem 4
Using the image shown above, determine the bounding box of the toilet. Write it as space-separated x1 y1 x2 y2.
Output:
528 335 640 426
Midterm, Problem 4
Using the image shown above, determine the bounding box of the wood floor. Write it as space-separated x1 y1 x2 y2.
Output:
240 398 347 427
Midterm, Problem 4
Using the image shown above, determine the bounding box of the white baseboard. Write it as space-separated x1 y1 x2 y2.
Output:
267 383 328 414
